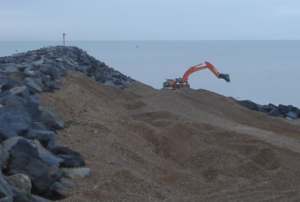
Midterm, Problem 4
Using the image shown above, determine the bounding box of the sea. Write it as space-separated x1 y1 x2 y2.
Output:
0 41 299 107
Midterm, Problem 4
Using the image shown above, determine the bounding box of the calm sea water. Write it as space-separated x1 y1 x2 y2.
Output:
0 41 299 107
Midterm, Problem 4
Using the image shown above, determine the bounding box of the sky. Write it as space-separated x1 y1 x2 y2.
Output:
1 0 300 40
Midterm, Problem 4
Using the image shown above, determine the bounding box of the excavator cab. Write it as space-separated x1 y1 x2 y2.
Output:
163 78 190 89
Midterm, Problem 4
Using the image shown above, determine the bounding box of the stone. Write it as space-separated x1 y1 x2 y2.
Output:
278 104 289 114
0 77 19 92
5 138 62 195
0 172 13 202
8 86 28 96
286 111 298 120
0 107 32 140
0 64 18 73
51 146 85 168
24 67 37 77
49 179 74 199
61 167 91 179
39 107 64 130
24 78 43 93
24 129 56 148
33 140 63 167
11 190 32 202
0 144 9 170
6 174 32 193
268 108 282 117
238 100 259 111
31 195 51 202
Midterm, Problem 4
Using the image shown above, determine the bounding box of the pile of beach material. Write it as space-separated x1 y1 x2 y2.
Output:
237 100 300 120
0 46 133 201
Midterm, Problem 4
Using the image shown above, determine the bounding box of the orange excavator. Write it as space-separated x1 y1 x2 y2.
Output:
163 61 230 89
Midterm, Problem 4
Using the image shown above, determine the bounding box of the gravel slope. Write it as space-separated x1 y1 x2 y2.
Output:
41 71 300 202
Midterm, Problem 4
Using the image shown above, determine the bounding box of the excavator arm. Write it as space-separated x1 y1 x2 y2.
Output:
182 61 230 82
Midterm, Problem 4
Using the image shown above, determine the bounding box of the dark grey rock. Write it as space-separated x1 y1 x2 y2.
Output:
33 140 63 167
278 104 289 114
268 108 283 117
0 77 19 92
8 86 28 96
0 172 13 202
286 111 298 120
31 195 51 202
24 78 43 93
0 107 32 140
51 146 85 168
24 129 56 148
5 138 62 195
6 174 31 194
24 66 37 77
39 107 64 130
238 100 259 111
0 64 18 74
49 179 73 199
11 189 32 202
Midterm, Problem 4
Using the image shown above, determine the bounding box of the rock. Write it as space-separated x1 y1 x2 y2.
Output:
0 64 18 73
0 172 13 202
39 107 64 130
8 86 27 96
0 77 19 92
33 140 63 167
39 63 64 80
61 167 91 179
11 190 32 202
238 100 259 111
286 111 298 120
24 129 56 148
24 66 37 77
49 178 74 199
268 108 283 117
51 146 85 168
5 138 62 195
6 174 31 193
0 145 9 168
278 104 289 114
12 188 50 202
0 107 32 140
0 94 40 120
31 195 51 202
3 137 62 167
24 78 43 93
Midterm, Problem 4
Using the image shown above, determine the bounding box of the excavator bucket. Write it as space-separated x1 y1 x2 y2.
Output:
218 73 230 82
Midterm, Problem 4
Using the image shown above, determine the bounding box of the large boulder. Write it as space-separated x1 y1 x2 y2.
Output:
4 138 62 196
0 107 32 140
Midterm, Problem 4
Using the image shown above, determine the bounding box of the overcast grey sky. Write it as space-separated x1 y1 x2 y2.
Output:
1 0 300 40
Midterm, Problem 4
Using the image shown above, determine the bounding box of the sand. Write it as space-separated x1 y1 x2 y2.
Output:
41 72 300 202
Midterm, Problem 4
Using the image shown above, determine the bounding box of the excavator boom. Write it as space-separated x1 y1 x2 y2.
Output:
182 61 229 82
